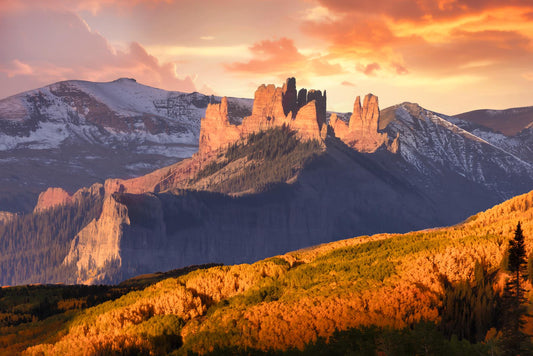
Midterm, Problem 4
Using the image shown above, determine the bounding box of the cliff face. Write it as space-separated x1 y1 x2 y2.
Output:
199 79 395 155
330 94 393 153
33 188 73 212
199 78 326 153
63 135 515 284
33 183 105 212
199 97 241 153
64 194 130 284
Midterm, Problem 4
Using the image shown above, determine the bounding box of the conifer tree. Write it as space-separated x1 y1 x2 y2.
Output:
500 222 530 355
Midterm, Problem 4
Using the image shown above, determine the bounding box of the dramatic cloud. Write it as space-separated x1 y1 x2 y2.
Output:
1 0 532 112
314 0 533 22
341 81 355 87
225 38 343 78
0 7 195 98
356 62 381 76
302 1 533 78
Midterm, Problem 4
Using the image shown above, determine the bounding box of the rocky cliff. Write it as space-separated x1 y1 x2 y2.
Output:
33 183 106 212
330 94 396 153
199 78 326 153
63 194 130 284
200 78 396 155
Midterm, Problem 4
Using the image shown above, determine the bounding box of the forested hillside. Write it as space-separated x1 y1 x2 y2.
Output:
0 186 105 285
1 189 530 355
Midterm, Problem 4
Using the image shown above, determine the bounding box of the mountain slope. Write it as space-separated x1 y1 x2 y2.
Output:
0 78 252 212
19 188 533 355
455 105 533 136
3 78 533 287
381 103 533 199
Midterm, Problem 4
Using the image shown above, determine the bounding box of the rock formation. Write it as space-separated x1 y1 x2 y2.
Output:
199 97 241 153
34 184 105 212
34 187 73 212
199 78 396 155
64 194 130 283
199 78 327 153
330 94 393 153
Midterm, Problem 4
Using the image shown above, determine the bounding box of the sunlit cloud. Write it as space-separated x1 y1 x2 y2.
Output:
225 38 343 78
146 45 250 58
523 73 533 81
0 7 196 98
356 62 381 76
0 0 532 112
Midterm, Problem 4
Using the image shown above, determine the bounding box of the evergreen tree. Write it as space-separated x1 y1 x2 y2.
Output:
500 222 530 355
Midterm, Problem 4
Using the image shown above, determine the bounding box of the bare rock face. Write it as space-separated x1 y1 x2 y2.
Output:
282 77 298 117
34 184 105 212
199 97 241 153
330 94 392 153
297 88 307 111
64 194 130 284
293 101 322 141
199 78 326 153
307 90 326 129
329 113 349 139
34 187 72 212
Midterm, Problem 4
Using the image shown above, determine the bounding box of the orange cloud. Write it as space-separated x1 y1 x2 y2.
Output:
301 0 533 79
225 38 343 78
341 81 355 86
314 0 533 22
356 62 381 76
392 62 409 75
0 7 195 98
400 29 533 75
523 72 533 81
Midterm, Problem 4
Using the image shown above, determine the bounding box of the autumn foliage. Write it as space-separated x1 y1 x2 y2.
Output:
15 190 533 354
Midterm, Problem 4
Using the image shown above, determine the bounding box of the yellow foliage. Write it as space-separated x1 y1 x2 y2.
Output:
24 189 533 354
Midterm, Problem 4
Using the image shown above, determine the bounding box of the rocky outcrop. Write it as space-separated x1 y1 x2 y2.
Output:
199 78 327 153
63 194 130 283
292 101 322 140
34 187 73 212
330 94 393 153
199 97 242 153
33 184 105 212
199 80 394 155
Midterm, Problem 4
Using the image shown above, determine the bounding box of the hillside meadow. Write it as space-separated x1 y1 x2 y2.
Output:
2 189 533 355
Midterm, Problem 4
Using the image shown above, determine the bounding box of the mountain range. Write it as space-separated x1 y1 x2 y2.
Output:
5 179 533 355
0 78 252 212
1 77 532 286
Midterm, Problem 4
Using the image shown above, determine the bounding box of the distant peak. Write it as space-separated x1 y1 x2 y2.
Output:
113 78 137 83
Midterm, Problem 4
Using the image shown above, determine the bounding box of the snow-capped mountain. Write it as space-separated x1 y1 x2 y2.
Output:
381 103 533 200
0 78 252 212
2 77 533 285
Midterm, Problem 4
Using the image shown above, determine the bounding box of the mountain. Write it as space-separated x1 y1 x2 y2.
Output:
3 77 533 286
455 105 533 136
7 187 533 355
381 103 533 200
0 78 252 213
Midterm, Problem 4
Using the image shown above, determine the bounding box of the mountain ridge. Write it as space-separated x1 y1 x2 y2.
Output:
0 78 252 213
2 77 533 286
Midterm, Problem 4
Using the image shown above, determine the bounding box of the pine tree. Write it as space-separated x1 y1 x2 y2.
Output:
500 222 530 355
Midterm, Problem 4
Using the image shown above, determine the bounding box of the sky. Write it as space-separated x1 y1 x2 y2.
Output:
1 0 533 114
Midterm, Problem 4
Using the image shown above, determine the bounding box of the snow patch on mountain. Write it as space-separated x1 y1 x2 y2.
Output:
385 103 533 199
